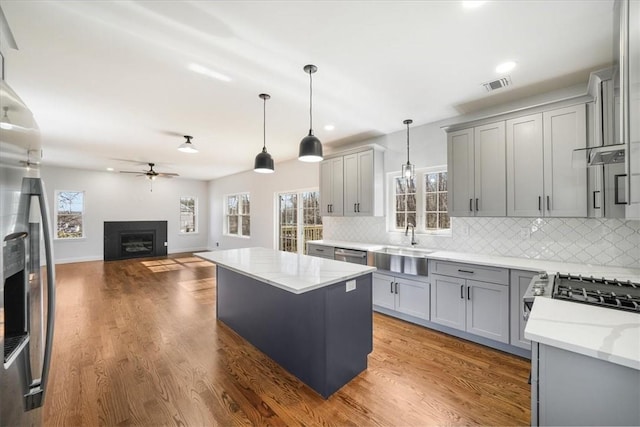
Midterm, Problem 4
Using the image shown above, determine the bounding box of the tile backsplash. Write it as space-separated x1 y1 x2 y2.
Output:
323 217 640 268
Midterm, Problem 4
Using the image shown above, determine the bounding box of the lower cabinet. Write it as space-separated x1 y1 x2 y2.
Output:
430 273 510 344
372 272 429 320
510 270 537 350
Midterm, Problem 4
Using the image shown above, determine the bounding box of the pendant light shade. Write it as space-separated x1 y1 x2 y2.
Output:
298 64 323 162
254 93 275 173
401 119 415 181
178 135 198 153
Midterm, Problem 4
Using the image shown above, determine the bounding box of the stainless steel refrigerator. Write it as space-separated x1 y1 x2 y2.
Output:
1 77 56 424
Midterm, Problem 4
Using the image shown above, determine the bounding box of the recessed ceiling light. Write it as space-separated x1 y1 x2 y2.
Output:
496 61 517 74
106 167 114 172
324 124 335 131
462 1 487 9
188 63 231 82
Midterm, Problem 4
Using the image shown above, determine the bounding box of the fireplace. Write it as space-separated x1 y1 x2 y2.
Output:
104 221 168 261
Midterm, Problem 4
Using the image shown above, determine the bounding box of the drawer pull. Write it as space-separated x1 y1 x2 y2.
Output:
467 286 471 300
390 281 394 293
458 269 474 274
316 249 324 252
460 284 464 299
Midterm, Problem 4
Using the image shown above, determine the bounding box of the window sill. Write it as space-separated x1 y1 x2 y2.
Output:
223 234 251 239
54 237 87 241
179 232 199 235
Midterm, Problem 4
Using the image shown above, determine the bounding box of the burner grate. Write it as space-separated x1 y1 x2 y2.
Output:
553 274 640 313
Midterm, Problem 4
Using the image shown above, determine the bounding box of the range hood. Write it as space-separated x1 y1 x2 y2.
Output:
573 143 626 166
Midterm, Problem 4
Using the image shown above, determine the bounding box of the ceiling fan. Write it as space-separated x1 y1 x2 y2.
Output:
120 163 179 180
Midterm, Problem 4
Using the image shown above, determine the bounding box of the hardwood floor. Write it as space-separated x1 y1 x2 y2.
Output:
43 254 531 426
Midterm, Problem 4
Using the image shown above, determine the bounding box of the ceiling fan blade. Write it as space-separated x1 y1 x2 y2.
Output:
157 173 179 178
120 170 144 174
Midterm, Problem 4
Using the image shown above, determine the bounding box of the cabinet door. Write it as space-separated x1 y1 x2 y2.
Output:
474 122 507 216
320 157 344 216
395 277 430 320
343 153 359 216
466 279 509 344
543 105 587 217
506 113 544 217
372 273 395 311
430 274 466 331
356 150 374 216
509 270 536 350
447 128 474 217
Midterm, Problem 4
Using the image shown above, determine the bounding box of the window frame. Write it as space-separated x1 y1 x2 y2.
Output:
54 190 86 240
179 196 198 234
275 188 322 255
387 166 451 236
224 192 250 238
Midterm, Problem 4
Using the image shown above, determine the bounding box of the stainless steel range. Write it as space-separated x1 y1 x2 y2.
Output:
552 273 640 312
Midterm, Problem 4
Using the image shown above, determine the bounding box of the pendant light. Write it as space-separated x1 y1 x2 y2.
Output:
178 135 198 153
402 119 415 181
298 64 323 162
254 93 274 173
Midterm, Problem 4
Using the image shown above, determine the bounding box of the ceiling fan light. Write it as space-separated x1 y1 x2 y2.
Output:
298 133 323 162
254 148 274 173
178 135 198 153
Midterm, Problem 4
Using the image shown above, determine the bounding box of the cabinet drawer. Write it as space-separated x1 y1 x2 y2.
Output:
429 260 509 285
307 244 334 259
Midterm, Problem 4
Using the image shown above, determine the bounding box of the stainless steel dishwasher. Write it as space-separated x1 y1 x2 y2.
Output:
334 248 368 265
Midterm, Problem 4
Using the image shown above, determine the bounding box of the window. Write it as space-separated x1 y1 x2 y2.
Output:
390 167 450 233
55 190 85 239
180 197 197 233
278 190 322 254
226 193 250 237
425 172 450 230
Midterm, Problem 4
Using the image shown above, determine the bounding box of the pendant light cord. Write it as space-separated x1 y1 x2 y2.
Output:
406 121 410 164
309 69 313 133
263 95 267 151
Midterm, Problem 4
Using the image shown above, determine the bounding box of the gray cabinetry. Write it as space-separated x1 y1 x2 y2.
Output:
307 243 334 259
447 122 506 217
319 157 343 216
373 272 429 320
510 269 536 350
429 260 510 344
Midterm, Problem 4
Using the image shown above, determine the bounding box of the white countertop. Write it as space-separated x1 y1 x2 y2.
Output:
525 297 640 370
196 247 376 294
308 240 386 251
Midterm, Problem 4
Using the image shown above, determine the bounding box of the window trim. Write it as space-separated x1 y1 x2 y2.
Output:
387 166 452 236
179 196 198 234
54 189 86 240
224 192 251 238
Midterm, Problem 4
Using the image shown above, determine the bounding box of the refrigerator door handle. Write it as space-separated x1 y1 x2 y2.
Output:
21 178 56 411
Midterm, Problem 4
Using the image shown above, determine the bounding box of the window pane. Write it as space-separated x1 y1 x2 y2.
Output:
438 172 448 191
57 213 83 238
56 191 84 239
426 213 438 229
227 196 238 215
229 216 239 234
407 194 417 211
241 194 250 214
180 197 196 233
396 195 406 212
438 193 448 212
395 178 406 194
426 174 438 192
241 216 250 236
426 193 437 211
406 212 416 226
396 213 405 229
439 213 450 229
407 177 416 193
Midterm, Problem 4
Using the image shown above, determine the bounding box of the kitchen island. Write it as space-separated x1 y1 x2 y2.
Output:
196 247 376 399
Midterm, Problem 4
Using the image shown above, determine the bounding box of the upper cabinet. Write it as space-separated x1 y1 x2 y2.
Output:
447 122 506 217
506 105 587 217
319 148 384 217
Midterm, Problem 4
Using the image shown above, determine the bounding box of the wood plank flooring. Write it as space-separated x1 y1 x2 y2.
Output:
43 254 531 426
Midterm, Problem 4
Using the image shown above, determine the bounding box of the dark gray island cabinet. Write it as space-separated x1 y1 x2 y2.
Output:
196 247 376 399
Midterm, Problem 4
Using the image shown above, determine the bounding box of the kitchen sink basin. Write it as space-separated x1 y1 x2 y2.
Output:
373 246 432 276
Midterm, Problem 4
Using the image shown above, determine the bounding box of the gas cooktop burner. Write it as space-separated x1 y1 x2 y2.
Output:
553 273 640 313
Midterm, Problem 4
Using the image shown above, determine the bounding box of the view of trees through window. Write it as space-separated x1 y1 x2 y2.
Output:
226 193 250 236
395 177 416 230
425 172 450 230
180 197 196 233
56 190 84 238
278 191 322 254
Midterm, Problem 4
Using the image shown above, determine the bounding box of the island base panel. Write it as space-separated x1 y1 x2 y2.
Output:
216 266 373 399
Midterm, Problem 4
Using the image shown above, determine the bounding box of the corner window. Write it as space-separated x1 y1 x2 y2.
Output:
389 167 450 233
55 190 85 239
180 197 197 233
226 193 250 237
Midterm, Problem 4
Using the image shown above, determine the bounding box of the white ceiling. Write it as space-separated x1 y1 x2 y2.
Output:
1 0 615 181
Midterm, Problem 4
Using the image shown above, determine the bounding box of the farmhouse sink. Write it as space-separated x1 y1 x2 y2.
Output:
373 246 432 276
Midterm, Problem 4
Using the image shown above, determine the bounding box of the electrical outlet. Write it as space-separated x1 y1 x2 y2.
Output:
346 280 356 292
164 241 168 247
520 227 530 239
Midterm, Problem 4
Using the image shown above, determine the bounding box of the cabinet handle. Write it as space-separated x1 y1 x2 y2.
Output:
460 284 464 299
316 248 324 252
475 198 479 212
467 286 471 300
469 198 473 212
390 281 394 293
593 191 601 209
395 282 398 294
357 203 360 212
458 269 474 274
546 195 550 211
354 203 357 213
538 196 541 211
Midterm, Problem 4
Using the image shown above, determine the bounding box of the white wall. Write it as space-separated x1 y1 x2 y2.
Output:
41 165 209 263
208 158 319 250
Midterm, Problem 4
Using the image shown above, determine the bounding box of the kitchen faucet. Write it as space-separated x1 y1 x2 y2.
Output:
405 222 417 246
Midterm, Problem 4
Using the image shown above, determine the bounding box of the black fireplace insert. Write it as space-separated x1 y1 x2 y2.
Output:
104 221 167 261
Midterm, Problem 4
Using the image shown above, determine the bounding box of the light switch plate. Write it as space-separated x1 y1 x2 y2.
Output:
346 280 356 292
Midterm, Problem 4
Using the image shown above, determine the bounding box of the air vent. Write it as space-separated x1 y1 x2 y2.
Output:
482 76 512 92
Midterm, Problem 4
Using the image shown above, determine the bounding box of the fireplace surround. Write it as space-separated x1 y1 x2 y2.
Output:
104 221 168 261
